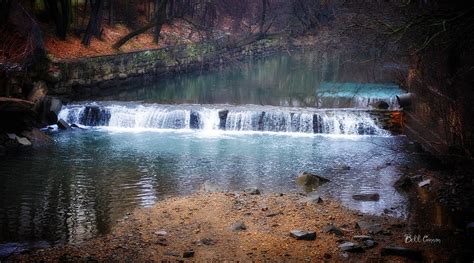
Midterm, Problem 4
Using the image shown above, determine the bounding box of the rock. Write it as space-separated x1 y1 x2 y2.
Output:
394 174 413 190
381 247 422 261
200 238 216 246
155 230 167 236
338 242 364 253
244 187 260 195
352 193 380 201
155 238 168 246
418 179 431 187
322 225 344 236
6 133 17 140
183 250 194 258
230 221 247 231
79 106 111 126
266 212 282 217
353 235 373 241
16 136 31 146
22 128 53 146
0 97 34 113
363 239 376 248
355 221 382 234
304 194 323 204
190 111 200 129
296 172 330 191
290 230 316 240
218 110 229 129
57 119 71 130
27 81 48 105
42 97 63 125
373 101 389 110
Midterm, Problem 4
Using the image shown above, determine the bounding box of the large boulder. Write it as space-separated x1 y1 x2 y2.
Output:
41 96 62 125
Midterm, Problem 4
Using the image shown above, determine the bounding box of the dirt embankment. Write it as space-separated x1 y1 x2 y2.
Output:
11 191 448 262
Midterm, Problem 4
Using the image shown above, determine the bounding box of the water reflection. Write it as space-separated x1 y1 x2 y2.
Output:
76 51 404 107
0 130 418 245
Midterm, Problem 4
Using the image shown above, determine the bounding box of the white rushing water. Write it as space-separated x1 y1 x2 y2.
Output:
58 103 390 136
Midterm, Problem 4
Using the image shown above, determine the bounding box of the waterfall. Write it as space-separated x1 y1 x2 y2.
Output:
58 104 391 136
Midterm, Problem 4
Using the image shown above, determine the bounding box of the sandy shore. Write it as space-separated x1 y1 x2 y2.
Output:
10 191 445 262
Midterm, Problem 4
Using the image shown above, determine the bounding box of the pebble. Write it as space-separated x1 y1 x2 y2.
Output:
322 225 344 236
230 221 247 231
290 230 316 240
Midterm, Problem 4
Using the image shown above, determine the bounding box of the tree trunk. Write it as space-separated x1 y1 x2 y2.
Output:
0 0 11 25
81 0 104 46
154 0 168 43
259 0 268 37
113 0 168 49
108 0 113 26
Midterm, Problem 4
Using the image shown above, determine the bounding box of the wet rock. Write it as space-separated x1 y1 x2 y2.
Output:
190 111 200 129
183 250 195 258
57 119 71 130
338 242 364 253
353 235 373 241
304 194 323 204
381 246 422 261
352 193 380 201
373 101 389 110
79 106 111 126
418 179 431 187
42 97 63 125
16 136 32 147
230 221 247 231
296 172 330 191
290 230 316 240
218 110 229 129
322 225 344 236
244 187 260 195
355 221 382 234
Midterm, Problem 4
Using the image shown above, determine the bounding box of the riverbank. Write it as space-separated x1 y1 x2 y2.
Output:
8 190 452 262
